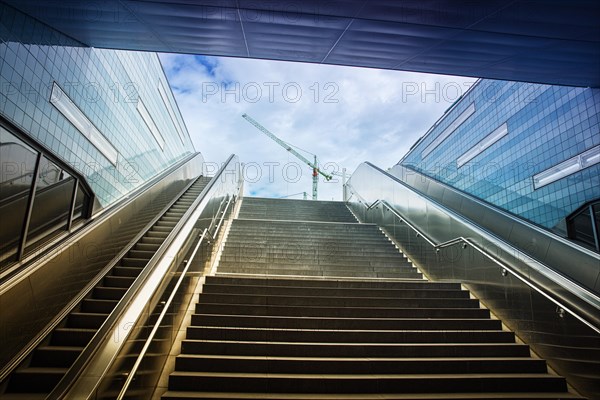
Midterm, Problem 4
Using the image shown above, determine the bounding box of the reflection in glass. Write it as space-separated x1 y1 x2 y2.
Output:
0 127 37 264
26 156 75 252
568 201 600 252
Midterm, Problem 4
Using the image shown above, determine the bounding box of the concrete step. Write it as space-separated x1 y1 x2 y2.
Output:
167 372 567 393
222 242 402 254
195 303 489 318
195 294 475 308
224 234 393 243
215 267 422 279
231 221 375 229
174 355 548 374
200 284 469 298
181 340 533 358
205 276 458 289
190 314 503 330
237 214 356 222
216 261 416 272
225 230 388 238
228 225 381 233
217 258 413 268
185 327 516 344
161 391 582 399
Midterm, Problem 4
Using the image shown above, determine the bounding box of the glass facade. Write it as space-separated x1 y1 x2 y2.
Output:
0 3 195 208
400 79 600 232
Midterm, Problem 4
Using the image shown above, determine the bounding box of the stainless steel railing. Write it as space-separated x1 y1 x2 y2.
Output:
366 197 600 334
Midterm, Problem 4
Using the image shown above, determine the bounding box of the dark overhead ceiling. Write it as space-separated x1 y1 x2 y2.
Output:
3 0 600 87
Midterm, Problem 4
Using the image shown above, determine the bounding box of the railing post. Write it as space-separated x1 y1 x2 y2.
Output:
17 152 42 261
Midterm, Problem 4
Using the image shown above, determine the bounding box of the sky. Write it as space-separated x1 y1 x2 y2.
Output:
159 54 477 201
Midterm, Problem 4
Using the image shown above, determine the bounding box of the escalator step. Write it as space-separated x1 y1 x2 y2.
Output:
157 221 178 228
147 231 170 238
112 266 144 277
81 298 119 313
67 312 109 329
141 237 164 245
104 275 136 288
50 328 96 346
93 286 128 300
6 367 68 393
30 346 84 367
152 226 173 233
134 242 161 252
128 249 155 259
121 258 148 268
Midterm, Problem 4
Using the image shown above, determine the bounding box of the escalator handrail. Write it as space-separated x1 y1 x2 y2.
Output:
116 193 236 399
397 163 600 257
0 152 201 285
366 197 600 334
116 193 236 398
0 173 201 385
116 228 209 400
47 154 239 400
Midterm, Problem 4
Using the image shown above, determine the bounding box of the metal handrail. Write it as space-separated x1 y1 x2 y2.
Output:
364 196 600 334
366 198 437 248
207 195 230 240
116 228 209 400
212 195 234 240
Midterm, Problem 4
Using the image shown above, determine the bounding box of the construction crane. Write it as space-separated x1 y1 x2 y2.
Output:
242 113 332 200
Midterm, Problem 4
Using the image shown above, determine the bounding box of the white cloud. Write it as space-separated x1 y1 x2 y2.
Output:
160 53 476 200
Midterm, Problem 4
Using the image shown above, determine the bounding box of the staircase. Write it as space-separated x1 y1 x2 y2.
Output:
163 197 579 399
0 176 211 399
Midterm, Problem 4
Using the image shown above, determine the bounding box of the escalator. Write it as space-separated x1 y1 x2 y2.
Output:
0 175 211 399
